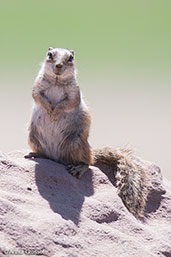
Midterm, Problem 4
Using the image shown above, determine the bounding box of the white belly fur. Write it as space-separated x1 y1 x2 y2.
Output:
31 98 86 161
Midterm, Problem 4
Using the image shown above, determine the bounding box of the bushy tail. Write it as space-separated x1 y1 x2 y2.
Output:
92 147 150 217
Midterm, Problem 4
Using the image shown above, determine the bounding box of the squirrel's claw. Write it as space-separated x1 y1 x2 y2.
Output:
24 152 44 159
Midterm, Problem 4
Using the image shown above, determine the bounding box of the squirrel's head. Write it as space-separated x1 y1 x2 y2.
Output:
44 47 75 79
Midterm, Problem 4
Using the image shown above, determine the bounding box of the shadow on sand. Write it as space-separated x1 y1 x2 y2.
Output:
33 157 94 225
32 156 164 223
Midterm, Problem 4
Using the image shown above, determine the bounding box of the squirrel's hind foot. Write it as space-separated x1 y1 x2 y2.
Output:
67 164 89 179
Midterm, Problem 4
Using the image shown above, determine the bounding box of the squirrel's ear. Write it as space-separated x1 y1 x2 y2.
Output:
70 50 74 56
48 47 53 51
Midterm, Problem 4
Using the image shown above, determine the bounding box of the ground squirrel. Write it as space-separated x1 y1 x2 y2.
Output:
26 47 150 217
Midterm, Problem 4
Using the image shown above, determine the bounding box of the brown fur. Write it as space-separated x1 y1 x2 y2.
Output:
92 147 150 217
27 47 150 217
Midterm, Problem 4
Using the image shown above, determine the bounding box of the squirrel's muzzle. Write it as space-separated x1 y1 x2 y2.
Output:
56 63 63 69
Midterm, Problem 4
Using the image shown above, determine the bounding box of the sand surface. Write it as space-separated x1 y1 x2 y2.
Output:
0 150 171 257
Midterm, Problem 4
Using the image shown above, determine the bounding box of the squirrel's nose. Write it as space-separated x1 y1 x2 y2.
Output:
56 63 63 69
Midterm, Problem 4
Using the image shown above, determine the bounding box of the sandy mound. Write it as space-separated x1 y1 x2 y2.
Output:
0 150 171 257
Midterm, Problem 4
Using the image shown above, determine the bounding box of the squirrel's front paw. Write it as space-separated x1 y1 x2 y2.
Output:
50 116 58 122
46 106 53 116
50 110 60 122
49 114 59 122
47 110 52 116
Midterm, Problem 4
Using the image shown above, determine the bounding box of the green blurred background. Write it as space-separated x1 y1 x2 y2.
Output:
0 0 171 179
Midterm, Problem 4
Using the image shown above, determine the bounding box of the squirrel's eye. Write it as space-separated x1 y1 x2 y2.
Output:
68 55 74 62
48 52 53 59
